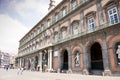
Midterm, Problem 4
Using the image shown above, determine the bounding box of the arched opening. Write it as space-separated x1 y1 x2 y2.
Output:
62 50 68 70
42 52 48 72
90 42 104 70
28 59 31 70
34 56 38 70
115 42 120 65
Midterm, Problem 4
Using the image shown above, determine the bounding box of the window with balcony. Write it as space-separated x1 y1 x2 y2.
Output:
47 20 50 27
87 17 95 32
62 8 66 17
41 24 44 31
54 33 58 42
39 40 42 47
55 14 59 22
61 27 67 39
108 7 119 25
72 0 77 10
45 36 50 44
72 22 79 35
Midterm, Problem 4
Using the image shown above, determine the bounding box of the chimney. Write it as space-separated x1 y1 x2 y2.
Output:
48 0 55 12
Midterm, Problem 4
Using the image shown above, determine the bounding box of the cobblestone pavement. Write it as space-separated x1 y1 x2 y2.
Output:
0 69 120 80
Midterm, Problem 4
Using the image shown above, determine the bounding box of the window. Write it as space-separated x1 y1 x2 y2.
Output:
55 14 59 22
72 0 77 10
54 33 58 42
36 42 39 48
88 17 95 32
108 7 119 25
74 51 80 67
46 36 50 44
62 30 66 39
39 40 42 47
72 22 79 35
47 20 50 27
115 42 120 65
41 24 44 31
62 9 66 17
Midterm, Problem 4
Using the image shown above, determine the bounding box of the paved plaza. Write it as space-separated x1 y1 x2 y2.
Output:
0 69 120 80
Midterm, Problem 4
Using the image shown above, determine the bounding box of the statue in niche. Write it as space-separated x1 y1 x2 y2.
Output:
74 52 80 66
116 45 120 64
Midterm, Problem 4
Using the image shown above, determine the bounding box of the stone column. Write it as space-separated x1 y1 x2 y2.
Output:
68 47 72 73
57 50 61 73
48 48 53 72
39 52 43 72
102 40 111 76
82 45 89 75
19 59 22 68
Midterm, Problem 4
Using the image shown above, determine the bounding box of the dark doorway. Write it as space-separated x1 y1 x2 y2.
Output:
28 59 31 70
34 56 38 70
62 50 68 70
90 42 104 70
42 53 48 72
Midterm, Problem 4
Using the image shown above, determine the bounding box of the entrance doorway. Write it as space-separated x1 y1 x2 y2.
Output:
90 42 104 70
34 56 38 70
62 50 68 70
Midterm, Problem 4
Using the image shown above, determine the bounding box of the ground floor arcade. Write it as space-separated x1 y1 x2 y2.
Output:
17 26 120 76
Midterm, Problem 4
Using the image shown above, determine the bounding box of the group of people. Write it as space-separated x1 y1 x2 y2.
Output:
17 67 24 75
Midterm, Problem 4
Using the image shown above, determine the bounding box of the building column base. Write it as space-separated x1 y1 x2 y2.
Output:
67 69 72 73
48 68 53 72
102 69 111 76
82 68 89 75
57 68 61 73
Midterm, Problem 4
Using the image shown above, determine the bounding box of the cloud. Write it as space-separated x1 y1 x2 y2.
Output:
0 14 30 54
0 0 62 54
9 0 62 19
9 0 49 19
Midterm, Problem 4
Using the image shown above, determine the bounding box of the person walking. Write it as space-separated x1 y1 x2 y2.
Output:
17 67 24 75
20 67 24 75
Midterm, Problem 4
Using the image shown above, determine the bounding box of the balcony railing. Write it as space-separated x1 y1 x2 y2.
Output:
19 0 89 48
53 19 120 45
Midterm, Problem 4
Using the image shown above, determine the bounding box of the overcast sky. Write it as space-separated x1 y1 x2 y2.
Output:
0 0 62 54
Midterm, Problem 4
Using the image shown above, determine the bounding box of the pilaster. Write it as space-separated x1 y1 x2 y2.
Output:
102 39 111 76
57 50 61 73
68 47 72 73
82 45 89 75
39 52 43 72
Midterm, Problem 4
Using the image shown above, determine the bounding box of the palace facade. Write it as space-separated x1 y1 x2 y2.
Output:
16 0 120 75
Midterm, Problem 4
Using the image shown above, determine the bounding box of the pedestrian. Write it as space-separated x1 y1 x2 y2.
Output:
17 67 23 75
20 67 24 75
6 65 9 71
17 67 20 75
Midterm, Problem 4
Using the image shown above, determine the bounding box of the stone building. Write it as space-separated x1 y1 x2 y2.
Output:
16 0 120 75
0 52 10 68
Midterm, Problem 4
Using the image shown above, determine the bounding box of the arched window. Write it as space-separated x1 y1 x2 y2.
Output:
74 51 80 67
72 22 79 35
115 42 120 65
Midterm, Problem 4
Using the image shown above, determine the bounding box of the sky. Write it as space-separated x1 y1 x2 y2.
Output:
0 0 62 54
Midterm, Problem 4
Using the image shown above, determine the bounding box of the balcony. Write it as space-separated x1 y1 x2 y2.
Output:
53 19 120 45
19 0 89 48
17 49 39 58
